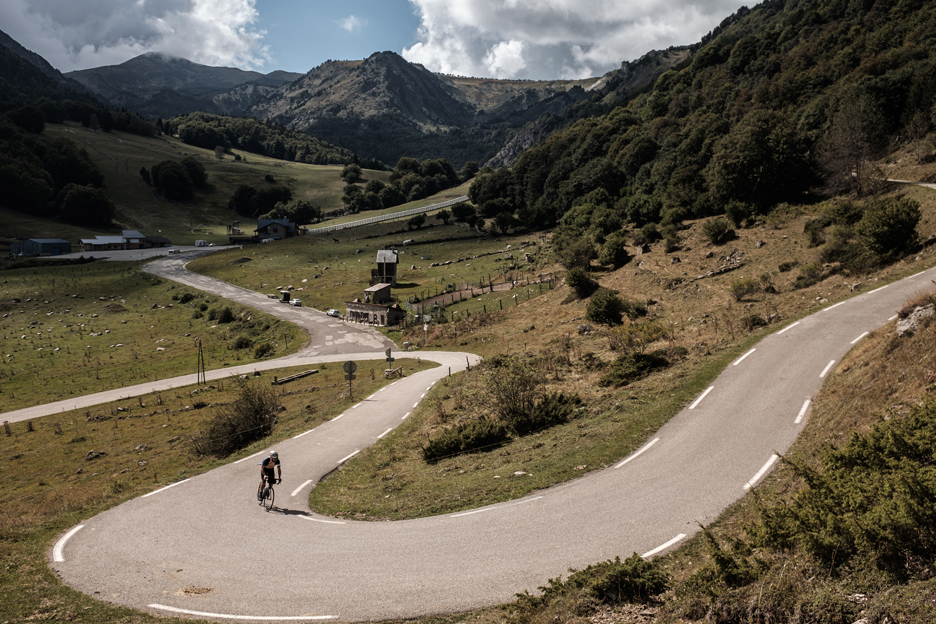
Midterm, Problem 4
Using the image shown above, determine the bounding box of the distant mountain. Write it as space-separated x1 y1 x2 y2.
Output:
66 53 303 118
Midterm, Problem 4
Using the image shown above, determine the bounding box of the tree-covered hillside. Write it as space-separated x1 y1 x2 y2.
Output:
470 0 936 248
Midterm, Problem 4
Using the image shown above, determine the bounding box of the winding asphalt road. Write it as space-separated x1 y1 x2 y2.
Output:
33 254 936 622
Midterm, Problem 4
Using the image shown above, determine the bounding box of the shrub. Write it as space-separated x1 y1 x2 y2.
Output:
778 261 796 272
421 418 509 463
586 288 627 326
188 381 279 457
728 278 760 301
702 217 733 245
254 343 274 358
598 352 670 387
217 306 236 324
566 267 599 298
199 302 209 311
233 335 253 350
508 392 582 436
192 311 203 319
724 200 754 228
857 197 921 257
512 554 668 617
804 216 832 247
179 292 195 304
740 314 768 331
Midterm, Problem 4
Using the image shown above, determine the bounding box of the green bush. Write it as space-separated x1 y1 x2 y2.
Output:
421 418 509 463
233 335 253 350
728 278 760 301
740 314 768 330
586 288 627 326
702 217 733 245
598 352 670 387
217 306 236 324
804 216 832 247
511 554 668 620
857 197 921 257
179 292 195 304
188 380 279 457
254 343 274 358
724 200 754 228
566 267 599 298
508 392 582 436
750 397 936 581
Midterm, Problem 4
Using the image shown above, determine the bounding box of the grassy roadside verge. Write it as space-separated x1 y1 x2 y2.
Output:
0 357 436 624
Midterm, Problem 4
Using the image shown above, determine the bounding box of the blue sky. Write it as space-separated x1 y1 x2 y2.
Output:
254 0 421 74
0 0 746 80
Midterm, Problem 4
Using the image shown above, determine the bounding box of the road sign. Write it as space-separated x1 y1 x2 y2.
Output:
385 347 392 358
343 361 357 374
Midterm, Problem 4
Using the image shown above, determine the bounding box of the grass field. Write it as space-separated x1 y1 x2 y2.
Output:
0 260 306 410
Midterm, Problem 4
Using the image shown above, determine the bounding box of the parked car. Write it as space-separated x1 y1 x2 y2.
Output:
326 309 341 317
291 299 302 307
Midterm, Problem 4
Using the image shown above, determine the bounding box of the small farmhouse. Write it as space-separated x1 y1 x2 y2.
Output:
372 249 398 286
11 238 71 257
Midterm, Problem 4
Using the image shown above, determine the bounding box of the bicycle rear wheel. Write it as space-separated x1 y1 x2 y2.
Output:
263 485 274 511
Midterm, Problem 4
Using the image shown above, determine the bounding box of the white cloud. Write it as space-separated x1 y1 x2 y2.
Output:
0 0 269 72
403 0 746 79
337 15 365 34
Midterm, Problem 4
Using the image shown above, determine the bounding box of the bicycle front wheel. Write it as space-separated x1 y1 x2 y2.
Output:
263 486 274 511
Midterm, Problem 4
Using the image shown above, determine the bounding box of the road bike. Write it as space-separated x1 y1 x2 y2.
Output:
257 479 276 511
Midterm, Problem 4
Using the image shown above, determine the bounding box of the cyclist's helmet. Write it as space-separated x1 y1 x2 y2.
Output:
270 451 278 458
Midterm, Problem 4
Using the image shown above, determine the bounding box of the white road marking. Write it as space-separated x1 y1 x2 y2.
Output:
142 479 190 498
688 386 714 409
888 314 898 321
823 301 846 311
420 393 426 399
291 480 313 497
850 331 869 344
331 413 345 421
733 349 755 366
53 525 84 562
293 429 315 439
300 516 346 525
795 400 811 425
413 402 419 408
614 438 660 469
819 360 836 378
744 454 779 490
869 285 888 294
777 321 799 334
377 428 393 439
352 403 361 409
450 496 543 518
338 450 359 464
910 270 926 278
641 533 687 559
402 412 411 420
234 451 264 464
149 605 336 620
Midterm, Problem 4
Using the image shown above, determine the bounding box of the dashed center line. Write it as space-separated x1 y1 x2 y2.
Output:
614 438 660 469
641 533 687 559
795 399 811 425
149 605 336 620
688 386 714 409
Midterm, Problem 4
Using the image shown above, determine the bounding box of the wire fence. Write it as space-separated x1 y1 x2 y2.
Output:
305 196 469 236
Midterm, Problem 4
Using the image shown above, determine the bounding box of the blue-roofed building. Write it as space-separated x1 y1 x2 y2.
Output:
11 239 72 257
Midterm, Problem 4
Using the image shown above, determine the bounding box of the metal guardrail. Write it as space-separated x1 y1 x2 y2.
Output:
305 196 469 236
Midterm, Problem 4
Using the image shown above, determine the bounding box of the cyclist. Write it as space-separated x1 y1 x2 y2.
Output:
258 451 281 502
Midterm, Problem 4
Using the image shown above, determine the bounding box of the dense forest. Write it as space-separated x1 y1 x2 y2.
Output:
164 112 368 167
469 0 936 264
